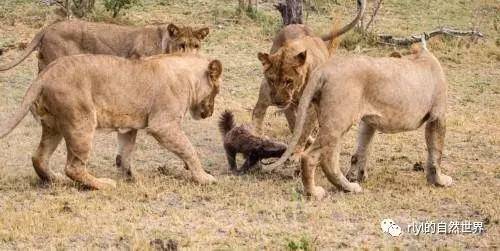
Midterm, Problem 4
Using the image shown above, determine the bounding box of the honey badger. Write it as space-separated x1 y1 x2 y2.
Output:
219 110 287 174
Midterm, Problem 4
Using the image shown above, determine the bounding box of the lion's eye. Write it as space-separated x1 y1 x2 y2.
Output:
285 79 293 86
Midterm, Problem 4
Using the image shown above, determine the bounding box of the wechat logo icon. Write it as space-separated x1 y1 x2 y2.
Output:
381 218 402 237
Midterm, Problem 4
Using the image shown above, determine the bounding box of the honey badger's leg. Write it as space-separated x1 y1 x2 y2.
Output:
252 79 272 135
32 123 64 182
149 124 216 184
346 121 375 182
300 141 326 199
425 117 453 187
63 120 116 190
224 146 237 172
115 130 137 181
237 153 260 175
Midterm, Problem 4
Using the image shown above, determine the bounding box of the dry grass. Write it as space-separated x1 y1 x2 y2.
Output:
0 0 499 249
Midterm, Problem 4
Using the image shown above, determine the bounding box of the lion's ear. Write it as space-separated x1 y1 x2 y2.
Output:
294 50 307 67
389 51 402 58
167 23 180 38
195 27 210 40
257 52 271 70
208 60 222 83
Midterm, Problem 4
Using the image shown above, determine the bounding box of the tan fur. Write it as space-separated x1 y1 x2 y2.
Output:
252 0 366 158
268 41 453 199
0 20 210 72
0 54 222 189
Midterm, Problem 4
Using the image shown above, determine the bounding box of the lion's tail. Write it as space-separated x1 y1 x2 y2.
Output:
0 79 43 138
321 0 366 42
327 14 342 55
0 27 46 71
218 110 236 136
264 69 326 170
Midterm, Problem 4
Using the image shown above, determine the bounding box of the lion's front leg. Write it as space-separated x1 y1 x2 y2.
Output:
115 130 138 181
252 79 272 135
148 124 216 185
32 123 64 183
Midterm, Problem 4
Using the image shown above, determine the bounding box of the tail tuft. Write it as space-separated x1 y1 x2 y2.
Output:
421 33 428 51
218 110 236 136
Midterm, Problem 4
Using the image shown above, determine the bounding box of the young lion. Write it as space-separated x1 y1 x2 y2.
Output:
0 54 222 189
0 20 210 174
267 38 453 199
0 20 210 72
253 0 366 157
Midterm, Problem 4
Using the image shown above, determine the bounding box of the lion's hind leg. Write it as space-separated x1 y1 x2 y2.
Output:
424 117 453 187
346 121 375 182
300 141 326 200
115 130 138 181
32 123 64 182
63 123 116 190
317 115 362 193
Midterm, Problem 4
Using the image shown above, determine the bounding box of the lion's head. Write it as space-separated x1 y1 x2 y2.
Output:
191 59 222 120
257 48 309 108
163 24 210 53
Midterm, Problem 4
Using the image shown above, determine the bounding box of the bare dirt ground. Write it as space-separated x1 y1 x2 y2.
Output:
0 0 498 249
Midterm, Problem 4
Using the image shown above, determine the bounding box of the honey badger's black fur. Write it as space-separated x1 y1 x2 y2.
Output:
219 110 287 174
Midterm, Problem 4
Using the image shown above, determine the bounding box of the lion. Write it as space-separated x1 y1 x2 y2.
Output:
0 20 210 72
266 38 453 199
253 0 366 158
0 20 210 174
0 53 222 189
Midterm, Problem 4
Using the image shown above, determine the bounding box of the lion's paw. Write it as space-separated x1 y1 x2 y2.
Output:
194 173 216 185
48 172 66 183
428 174 453 187
95 178 117 189
307 186 326 200
344 182 363 193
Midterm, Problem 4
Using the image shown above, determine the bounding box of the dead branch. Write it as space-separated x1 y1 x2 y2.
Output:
275 0 303 25
364 0 382 31
377 27 484 46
